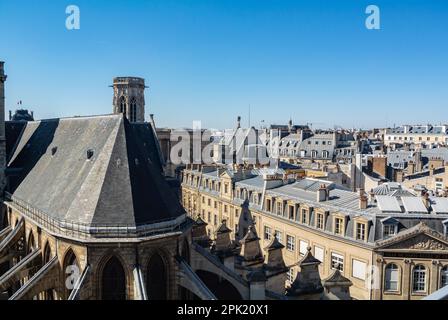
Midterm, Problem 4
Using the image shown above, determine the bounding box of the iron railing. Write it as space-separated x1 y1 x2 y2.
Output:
5 192 186 240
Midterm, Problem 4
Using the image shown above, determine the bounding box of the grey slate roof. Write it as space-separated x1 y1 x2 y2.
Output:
7 114 184 228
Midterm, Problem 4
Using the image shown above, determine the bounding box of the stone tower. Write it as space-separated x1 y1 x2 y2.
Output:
112 77 146 122
0 62 7 193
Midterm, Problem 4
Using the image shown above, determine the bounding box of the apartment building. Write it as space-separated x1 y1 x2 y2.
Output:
181 165 448 300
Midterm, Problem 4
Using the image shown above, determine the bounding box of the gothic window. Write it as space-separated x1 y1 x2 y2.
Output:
63 249 80 298
384 263 399 291
130 97 137 122
146 253 167 300
412 265 427 293
27 232 36 254
43 242 52 264
119 96 127 115
102 256 126 300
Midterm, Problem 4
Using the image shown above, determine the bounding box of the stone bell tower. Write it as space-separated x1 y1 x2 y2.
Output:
112 77 147 123
0 62 7 193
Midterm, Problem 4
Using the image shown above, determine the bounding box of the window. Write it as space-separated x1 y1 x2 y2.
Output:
288 205 294 220
214 201 217 209
207 212 211 223
385 264 399 292
87 149 94 160
130 97 137 122
266 199 272 212
286 235 295 251
287 268 295 284
383 224 396 238
334 217 344 235
202 197 205 204
412 265 427 293
331 253 344 271
314 246 324 263
301 209 308 224
352 259 366 280
224 205 228 213
264 226 272 240
224 184 229 193
119 96 127 114
299 240 308 256
276 202 283 215
441 266 448 288
214 214 217 225
235 224 238 233
275 230 283 243
208 199 211 206
356 222 366 241
317 213 324 229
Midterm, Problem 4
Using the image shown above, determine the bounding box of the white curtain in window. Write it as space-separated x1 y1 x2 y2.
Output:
314 246 324 263
352 259 367 280
299 240 308 256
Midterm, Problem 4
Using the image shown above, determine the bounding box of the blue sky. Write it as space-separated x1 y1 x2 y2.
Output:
1 0 447 129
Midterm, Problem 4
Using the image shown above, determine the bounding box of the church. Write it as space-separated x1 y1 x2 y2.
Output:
0 61 352 300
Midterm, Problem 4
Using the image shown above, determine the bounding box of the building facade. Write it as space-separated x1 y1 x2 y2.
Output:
181 166 448 300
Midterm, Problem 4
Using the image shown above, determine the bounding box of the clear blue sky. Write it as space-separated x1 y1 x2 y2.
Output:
1 0 447 129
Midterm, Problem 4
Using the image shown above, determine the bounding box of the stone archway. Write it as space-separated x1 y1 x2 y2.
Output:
101 256 126 300
195 270 243 300
146 253 168 300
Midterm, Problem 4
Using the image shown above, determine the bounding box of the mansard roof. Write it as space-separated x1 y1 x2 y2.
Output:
7 114 184 228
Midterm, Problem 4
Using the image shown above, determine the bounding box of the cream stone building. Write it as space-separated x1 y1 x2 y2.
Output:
181 165 448 300
384 125 448 148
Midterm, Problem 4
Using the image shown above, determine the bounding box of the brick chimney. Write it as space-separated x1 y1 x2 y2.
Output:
359 189 368 209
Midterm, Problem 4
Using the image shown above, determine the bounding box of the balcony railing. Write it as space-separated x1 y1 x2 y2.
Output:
5 192 186 240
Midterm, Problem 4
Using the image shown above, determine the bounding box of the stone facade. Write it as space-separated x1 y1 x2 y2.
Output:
112 77 146 122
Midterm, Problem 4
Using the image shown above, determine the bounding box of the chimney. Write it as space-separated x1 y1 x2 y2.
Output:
9 110 11 120
359 188 368 209
237 116 241 129
422 192 430 209
317 184 329 202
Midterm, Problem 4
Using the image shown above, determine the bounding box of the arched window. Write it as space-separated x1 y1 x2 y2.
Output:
63 249 80 298
147 253 167 300
43 243 52 264
27 232 36 254
441 266 448 288
311 150 318 158
130 97 137 122
119 96 127 115
102 256 126 300
384 263 399 291
323 150 330 158
412 265 427 293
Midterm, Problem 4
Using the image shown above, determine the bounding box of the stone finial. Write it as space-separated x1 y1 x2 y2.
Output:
322 268 353 300
286 246 323 298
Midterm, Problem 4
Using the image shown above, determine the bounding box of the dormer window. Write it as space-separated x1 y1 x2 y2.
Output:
334 217 345 235
381 217 399 238
87 149 94 160
51 146 57 156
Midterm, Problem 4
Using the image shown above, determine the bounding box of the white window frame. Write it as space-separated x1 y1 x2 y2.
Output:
385 264 399 292
286 235 295 251
331 252 344 271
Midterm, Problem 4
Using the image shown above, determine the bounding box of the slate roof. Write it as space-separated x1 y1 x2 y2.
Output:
6 114 184 228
